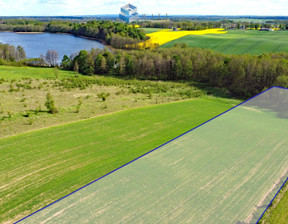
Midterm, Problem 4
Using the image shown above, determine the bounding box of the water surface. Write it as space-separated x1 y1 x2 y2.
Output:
0 32 105 61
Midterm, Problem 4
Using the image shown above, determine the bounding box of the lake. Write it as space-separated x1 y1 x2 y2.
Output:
0 32 105 61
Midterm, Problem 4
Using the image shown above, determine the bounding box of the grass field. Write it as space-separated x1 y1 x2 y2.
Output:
21 88 288 224
1 66 231 139
161 30 288 55
140 28 165 34
0 67 286 222
0 66 75 79
0 97 235 223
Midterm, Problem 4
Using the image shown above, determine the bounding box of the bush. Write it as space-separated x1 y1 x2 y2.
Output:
44 92 58 114
75 99 82 113
27 119 33 125
97 92 110 101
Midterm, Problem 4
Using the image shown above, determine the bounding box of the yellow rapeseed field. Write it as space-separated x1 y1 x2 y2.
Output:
128 24 140 28
140 28 227 48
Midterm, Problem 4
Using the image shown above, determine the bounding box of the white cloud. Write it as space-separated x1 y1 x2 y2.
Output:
0 0 287 16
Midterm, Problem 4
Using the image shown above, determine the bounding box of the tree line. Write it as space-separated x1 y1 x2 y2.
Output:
138 21 222 30
0 43 26 63
1 19 287 35
136 20 288 30
60 46 288 98
0 20 147 49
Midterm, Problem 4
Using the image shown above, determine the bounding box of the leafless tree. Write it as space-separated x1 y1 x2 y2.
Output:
45 49 59 67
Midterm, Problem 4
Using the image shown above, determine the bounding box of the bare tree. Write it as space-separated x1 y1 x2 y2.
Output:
45 50 59 67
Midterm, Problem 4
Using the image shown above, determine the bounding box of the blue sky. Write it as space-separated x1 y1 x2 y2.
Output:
0 0 287 16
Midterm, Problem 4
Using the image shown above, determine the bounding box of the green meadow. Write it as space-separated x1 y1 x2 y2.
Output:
0 97 234 223
161 30 288 55
141 28 165 34
2 65 233 139
22 89 288 224
0 66 76 79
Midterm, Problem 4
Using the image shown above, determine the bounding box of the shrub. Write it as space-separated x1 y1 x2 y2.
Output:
35 105 42 115
75 99 82 113
97 92 110 102
22 111 30 118
44 92 58 114
27 119 33 125
20 98 26 102
148 91 153 99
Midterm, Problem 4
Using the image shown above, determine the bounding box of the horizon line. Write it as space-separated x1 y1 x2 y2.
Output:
1 14 288 17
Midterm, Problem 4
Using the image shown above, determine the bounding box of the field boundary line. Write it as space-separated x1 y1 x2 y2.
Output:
14 86 288 224
256 178 288 223
256 86 288 224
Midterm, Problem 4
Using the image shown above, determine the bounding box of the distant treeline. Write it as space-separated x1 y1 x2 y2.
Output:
139 21 222 30
0 20 147 49
1 15 288 21
60 46 288 98
0 43 26 64
137 20 288 30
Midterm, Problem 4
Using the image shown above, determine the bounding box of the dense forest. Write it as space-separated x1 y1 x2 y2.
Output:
60 46 288 98
0 20 146 49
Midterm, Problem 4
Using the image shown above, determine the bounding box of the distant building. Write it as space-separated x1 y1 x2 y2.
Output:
119 4 139 23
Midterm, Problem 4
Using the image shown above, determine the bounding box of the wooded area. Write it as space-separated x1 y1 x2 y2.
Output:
61 46 288 98
0 43 26 63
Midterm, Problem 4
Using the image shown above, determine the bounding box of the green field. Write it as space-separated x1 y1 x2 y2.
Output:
0 66 76 79
21 88 288 223
0 66 287 222
0 98 234 223
161 30 288 55
141 27 165 34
